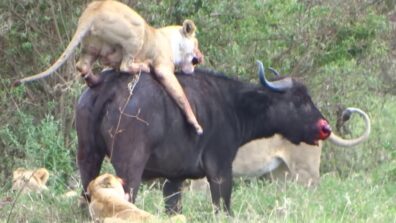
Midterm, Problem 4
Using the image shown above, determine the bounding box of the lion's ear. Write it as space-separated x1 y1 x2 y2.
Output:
34 168 49 185
182 19 196 37
101 175 114 188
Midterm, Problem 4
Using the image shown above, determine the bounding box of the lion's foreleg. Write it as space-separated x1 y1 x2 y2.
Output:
154 66 203 135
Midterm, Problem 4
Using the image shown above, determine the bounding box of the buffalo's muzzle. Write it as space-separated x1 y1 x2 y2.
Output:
317 119 331 140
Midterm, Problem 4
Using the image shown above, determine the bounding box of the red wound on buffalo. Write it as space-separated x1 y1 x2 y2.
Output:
317 119 331 140
117 177 126 186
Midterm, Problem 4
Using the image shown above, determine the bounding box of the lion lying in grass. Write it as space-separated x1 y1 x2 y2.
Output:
88 173 186 223
12 167 49 193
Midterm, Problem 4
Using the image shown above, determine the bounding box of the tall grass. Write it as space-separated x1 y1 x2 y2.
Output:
1 174 395 223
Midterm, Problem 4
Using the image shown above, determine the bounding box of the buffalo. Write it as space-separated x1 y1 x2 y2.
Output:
76 61 331 214
190 107 371 191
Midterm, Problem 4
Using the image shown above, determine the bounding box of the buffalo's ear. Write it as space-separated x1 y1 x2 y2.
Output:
182 19 196 37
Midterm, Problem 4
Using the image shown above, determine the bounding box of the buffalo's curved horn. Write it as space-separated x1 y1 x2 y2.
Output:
256 60 293 92
328 107 371 147
268 67 280 77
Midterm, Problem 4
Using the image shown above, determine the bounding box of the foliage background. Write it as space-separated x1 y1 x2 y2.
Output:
0 0 395 222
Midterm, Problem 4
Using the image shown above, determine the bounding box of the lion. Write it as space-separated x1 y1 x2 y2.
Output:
12 168 49 193
87 173 154 222
87 173 186 223
14 0 204 134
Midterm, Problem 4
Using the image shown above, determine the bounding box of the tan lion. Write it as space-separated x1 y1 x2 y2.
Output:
88 173 186 223
12 168 49 193
87 173 154 222
14 0 204 134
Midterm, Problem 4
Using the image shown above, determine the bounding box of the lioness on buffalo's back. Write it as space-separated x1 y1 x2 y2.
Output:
76 61 332 214
14 0 204 134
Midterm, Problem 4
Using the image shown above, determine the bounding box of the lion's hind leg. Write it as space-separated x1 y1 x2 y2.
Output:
126 61 151 73
118 30 147 74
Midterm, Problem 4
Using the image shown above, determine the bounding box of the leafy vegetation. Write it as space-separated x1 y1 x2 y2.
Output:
0 0 395 222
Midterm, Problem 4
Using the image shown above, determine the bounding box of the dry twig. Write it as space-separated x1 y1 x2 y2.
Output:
109 71 149 159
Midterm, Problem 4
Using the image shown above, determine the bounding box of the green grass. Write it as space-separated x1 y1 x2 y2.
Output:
1 170 395 223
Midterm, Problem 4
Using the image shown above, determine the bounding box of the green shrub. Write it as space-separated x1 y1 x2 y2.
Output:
0 112 75 192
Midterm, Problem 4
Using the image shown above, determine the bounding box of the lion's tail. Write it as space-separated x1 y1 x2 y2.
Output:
13 19 93 86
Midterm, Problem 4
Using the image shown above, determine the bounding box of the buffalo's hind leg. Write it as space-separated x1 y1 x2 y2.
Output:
110 143 151 203
76 96 106 200
163 179 184 215
77 149 105 200
76 125 104 193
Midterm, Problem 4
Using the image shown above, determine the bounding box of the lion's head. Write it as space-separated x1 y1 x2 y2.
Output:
12 168 49 193
175 19 204 74
87 173 127 201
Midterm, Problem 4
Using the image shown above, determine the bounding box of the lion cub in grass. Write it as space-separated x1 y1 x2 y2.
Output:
88 173 186 223
12 167 49 193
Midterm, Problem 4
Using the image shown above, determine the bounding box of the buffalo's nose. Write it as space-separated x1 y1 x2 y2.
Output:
317 119 331 140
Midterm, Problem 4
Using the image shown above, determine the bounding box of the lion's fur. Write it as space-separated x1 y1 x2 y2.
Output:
12 168 49 193
88 173 186 223
15 0 204 134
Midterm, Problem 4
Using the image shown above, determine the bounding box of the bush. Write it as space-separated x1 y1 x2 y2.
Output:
0 112 75 192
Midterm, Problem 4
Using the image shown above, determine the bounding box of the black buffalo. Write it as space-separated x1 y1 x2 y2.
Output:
76 61 331 214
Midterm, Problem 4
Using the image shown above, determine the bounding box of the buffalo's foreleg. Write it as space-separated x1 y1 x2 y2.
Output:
76 101 106 200
163 179 183 215
204 149 234 214
207 172 233 214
